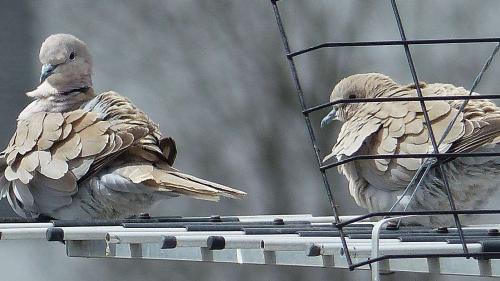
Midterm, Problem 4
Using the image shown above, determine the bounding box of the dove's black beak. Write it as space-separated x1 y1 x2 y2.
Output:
321 108 337 128
40 64 57 83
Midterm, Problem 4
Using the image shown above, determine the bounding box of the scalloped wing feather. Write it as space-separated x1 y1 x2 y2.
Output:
325 82 479 192
2 91 246 217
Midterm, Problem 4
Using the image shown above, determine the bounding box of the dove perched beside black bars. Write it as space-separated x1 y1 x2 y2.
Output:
0 34 246 220
321 73 500 226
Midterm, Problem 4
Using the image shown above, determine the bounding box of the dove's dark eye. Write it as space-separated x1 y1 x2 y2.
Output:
348 94 356 99
69 52 75 60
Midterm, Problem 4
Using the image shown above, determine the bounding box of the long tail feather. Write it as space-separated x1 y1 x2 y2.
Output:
168 170 246 199
115 164 246 201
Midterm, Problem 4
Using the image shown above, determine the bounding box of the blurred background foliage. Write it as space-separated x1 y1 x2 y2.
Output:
1 1 500 280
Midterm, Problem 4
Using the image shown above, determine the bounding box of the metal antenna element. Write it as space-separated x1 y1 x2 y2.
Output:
269 0 352 266
269 0 500 271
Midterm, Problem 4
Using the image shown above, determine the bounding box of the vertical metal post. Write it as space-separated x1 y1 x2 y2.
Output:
269 0 353 267
389 0 468 255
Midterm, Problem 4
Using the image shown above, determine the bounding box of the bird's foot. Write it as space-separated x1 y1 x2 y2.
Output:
125 213 151 220
36 214 56 222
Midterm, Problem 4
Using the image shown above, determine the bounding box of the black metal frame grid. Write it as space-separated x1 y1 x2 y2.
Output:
270 0 500 270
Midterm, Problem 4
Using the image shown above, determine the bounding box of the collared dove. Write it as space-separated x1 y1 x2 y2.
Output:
321 73 500 226
0 34 246 220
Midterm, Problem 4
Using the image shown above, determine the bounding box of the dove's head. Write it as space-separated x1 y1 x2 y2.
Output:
321 73 398 126
27 34 93 99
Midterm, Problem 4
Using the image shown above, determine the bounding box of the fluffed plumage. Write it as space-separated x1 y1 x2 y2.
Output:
322 73 500 226
0 34 245 220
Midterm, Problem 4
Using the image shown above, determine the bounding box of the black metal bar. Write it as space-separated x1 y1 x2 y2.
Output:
349 252 500 270
304 94 500 115
288 38 500 58
320 151 500 171
269 0 353 267
269 0 500 270
390 0 468 255
338 209 500 228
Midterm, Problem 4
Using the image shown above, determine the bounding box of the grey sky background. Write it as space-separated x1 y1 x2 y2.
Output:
1 1 500 280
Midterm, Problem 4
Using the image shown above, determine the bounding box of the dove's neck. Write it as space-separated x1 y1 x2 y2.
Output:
18 88 95 120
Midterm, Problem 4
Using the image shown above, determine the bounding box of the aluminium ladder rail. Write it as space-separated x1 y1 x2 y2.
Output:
1 214 500 280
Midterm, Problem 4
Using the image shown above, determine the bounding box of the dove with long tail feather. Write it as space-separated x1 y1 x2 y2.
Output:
0 34 245 220
321 73 500 226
